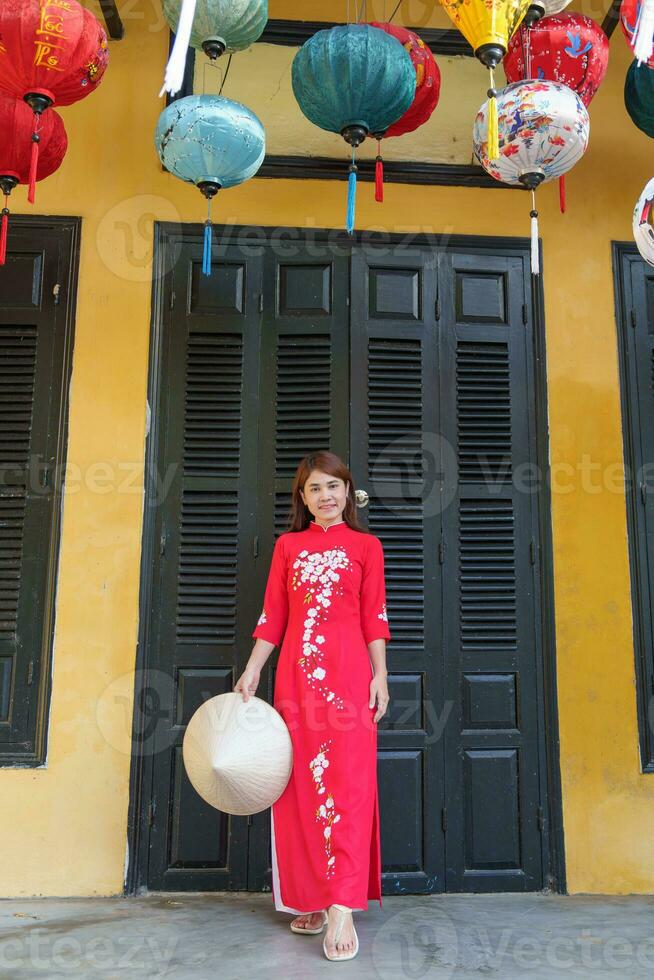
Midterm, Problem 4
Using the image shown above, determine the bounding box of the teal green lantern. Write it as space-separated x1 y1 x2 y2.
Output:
292 24 416 234
625 59 654 138
155 95 266 276
161 0 268 96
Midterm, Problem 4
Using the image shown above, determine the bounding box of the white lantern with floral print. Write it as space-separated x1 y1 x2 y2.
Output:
473 79 590 274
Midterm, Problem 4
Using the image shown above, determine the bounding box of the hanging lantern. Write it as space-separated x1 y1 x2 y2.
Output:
504 12 608 211
0 0 108 204
621 0 654 67
505 15 609 106
625 59 654 137
473 79 590 274
155 95 265 277
161 0 268 97
523 0 573 29
439 0 532 160
633 177 654 265
292 24 415 233
0 95 67 265
367 23 441 203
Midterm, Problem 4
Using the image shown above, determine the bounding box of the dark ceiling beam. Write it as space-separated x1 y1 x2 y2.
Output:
601 0 622 37
99 0 124 40
261 19 473 56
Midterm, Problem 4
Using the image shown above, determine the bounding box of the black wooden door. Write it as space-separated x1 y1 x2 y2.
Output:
139 228 550 895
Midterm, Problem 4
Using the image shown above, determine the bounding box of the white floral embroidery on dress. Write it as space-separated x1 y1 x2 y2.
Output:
377 602 388 623
291 546 350 710
309 740 341 877
257 607 267 626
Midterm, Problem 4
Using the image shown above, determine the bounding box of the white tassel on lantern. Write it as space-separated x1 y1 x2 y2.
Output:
160 0 198 97
634 0 654 65
530 192 540 275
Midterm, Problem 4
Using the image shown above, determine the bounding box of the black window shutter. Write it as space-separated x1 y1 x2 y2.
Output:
0 218 79 765
616 245 654 772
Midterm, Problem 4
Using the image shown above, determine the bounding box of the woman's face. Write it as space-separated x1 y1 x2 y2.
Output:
300 469 349 523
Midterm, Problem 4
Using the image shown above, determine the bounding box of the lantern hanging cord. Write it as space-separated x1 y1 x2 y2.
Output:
525 23 533 80
389 0 402 23
219 54 233 96
530 189 540 276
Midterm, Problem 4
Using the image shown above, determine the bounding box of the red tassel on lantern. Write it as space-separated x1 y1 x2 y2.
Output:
559 175 566 214
28 116 41 204
375 141 384 203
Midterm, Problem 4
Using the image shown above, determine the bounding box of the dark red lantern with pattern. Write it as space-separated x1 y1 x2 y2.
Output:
505 13 609 106
0 0 108 202
368 22 441 201
0 94 68 264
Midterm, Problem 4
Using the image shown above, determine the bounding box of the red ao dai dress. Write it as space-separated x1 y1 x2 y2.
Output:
251 519 391 914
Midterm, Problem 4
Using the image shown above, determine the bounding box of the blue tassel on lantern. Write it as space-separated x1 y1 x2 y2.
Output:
203 219 213 276
346 155 357 235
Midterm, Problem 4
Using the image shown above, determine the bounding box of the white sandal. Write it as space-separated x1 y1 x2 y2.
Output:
323 904 359 961
290 909 328 934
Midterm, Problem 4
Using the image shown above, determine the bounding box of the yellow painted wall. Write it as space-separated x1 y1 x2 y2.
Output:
1 0 653 895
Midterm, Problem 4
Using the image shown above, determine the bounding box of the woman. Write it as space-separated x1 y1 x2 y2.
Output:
234 451 391 962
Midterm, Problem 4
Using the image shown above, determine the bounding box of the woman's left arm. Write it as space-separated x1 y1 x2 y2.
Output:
360 535 391 722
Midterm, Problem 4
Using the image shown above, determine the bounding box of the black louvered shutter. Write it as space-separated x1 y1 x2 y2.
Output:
439 250 544 890
0 220 77 764
617 247 654 771
350 245 446 892
248 247 350 889
147 242 263 889
257 251 350 545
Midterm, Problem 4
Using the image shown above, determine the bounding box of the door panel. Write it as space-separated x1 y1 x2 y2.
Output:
147 241 263 890
439 250 544 890
248 247 350 890
351 246 445 892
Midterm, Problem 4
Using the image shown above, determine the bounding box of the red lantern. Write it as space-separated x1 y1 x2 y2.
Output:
368 23 441 202
0 0 108 202
621 0 654 68
504 13 608 212
505 14 609 106
0 95 68 264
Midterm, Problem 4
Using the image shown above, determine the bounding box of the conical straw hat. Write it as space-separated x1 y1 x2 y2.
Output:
182 692 293 815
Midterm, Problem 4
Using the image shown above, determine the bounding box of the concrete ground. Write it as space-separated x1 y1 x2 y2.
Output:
1 891 654 980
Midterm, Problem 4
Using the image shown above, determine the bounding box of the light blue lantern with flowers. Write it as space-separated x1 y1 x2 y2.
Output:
292 24 416 234
160 0 268 96
155 95 265 275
